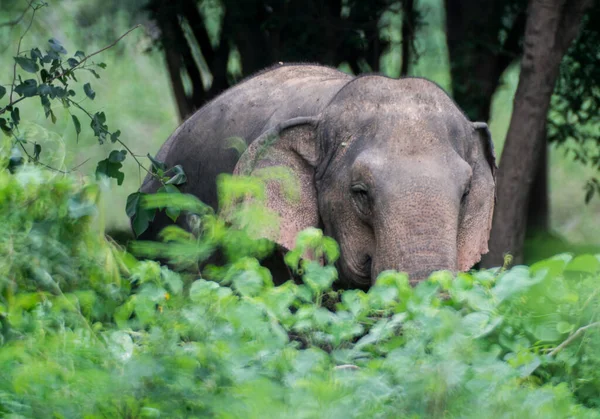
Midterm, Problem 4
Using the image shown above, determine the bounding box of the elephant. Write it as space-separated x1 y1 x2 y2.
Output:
138 63 496 288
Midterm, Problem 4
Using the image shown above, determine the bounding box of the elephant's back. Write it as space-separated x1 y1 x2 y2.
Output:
142 63 351 209
181 63 352 145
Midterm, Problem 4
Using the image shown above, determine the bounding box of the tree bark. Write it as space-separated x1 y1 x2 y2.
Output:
526 130 549 234
445 0 526 121
163 44 192 121
482 0 593 267
400 0 415 76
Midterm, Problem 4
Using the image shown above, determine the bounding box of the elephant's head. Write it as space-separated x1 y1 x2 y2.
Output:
234 76 496 288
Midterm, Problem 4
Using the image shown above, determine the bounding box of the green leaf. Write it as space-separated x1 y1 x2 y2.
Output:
14 79 38 97
88 68 101 79
303 262 337 294
556 321 574 334
75 50 86 59
148 154 167 173
492 266 546 303
14 56 39 73
41 95 51 119
43 51 58 62
108 149 127 163
565 254 600 274
131 207 156 238
127 192 156 237
30 48 43 62
38 83 51 96
0 85 6 100
40 68 49 83
11 107 20 125
33 143 41 161
110 130 121 143
96 158 125 185
67 58 79 68
72 115 81 141
84 82 96 100
162 268 183 295
8 146 24 172
109 331 134 362
68 193 97 219
50 85 67 99
158 185 182 222
98 62 107 69
114 298 135 328
126 192 142 218
585 186 594 204
165 165 187 185
190 279 220 302
91 112 108 142
48 38 67 54
0 118 9 133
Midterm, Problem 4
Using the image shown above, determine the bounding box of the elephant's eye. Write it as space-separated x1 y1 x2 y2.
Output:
351 183 371 213
461 182 471 204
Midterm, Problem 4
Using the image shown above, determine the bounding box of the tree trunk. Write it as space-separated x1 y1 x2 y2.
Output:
445 0 526 121
481 0 593 267
163 45 192 122
400 0 415 76
526 132 549 235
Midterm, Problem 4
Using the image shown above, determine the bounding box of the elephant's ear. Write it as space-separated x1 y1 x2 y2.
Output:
457 122 497 271
233 117 321 251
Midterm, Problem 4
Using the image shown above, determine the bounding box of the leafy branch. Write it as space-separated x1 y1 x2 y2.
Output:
1 2 189 239
8 1 46 104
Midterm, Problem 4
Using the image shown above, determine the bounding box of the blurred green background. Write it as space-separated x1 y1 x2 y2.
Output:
1 0 598 247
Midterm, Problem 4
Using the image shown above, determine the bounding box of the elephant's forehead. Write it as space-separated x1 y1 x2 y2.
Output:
331 108 467 159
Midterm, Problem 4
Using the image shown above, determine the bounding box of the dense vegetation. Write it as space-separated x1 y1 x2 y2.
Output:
1 150 600 417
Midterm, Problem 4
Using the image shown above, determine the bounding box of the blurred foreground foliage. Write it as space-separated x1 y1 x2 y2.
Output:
1 144 600 418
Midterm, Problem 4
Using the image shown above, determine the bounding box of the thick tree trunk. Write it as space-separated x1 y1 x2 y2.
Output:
482 0 593 267
526 133 549 234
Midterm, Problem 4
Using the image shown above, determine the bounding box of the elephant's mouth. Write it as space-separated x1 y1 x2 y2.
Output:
345 254 372 287
362 255 372 278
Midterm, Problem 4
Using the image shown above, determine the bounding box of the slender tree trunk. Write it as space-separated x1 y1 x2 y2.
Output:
164 46 192 121
400 0 415 76
482 0 593 267
445 0 525 121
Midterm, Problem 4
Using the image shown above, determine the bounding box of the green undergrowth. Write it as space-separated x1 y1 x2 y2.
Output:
1 157 600 418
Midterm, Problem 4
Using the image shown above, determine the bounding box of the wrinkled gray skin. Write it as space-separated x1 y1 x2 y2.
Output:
140 63 496 288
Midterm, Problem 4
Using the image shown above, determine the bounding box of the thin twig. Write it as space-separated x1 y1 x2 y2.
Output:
9 1 39 104
1 24 141 115
69 158 90 171
548 321 600 357
66 98 157 180
581 288 600 312
0 97 26 115
14 134 69 173
0 2 31 28
49 24 142 83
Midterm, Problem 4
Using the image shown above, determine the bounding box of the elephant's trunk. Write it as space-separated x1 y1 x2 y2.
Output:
372 192 460 284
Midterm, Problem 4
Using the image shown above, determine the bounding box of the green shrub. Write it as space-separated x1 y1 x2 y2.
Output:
1 155 600 418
